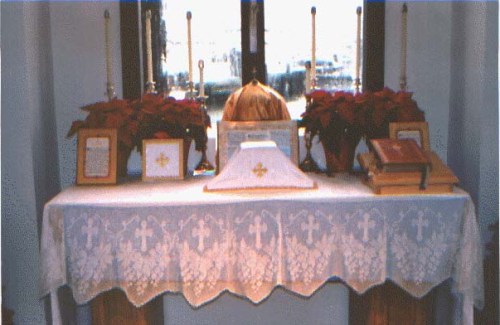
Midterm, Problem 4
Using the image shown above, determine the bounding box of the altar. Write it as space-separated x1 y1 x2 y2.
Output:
40 173 484 324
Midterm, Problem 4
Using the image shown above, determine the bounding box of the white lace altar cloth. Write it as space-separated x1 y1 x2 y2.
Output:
40 174 483 323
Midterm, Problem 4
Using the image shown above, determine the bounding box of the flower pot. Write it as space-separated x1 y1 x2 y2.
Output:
321 133 360 174
117 146 133 177
181 137 192 176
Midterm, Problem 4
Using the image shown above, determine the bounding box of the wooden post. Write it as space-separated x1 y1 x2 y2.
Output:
91 289 163 325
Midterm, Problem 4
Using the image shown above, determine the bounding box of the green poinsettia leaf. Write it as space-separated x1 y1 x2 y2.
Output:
67 120 85 138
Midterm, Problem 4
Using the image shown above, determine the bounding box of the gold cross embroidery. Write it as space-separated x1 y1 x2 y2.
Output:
391 143 403 157
392 143 402 151
252 162 268 177
156 152 170 167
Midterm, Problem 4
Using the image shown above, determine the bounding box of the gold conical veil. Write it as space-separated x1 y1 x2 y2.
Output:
222 80 291 121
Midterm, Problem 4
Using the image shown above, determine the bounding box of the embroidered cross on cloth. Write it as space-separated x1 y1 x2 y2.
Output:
204 141 316 191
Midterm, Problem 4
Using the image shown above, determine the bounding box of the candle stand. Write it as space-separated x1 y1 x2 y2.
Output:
106 82 116 101
193 96 215 176
185 81 196 100
299 130 321 173
145 81 156 94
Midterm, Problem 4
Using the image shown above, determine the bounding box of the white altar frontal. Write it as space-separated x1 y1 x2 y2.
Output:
40 173 484 324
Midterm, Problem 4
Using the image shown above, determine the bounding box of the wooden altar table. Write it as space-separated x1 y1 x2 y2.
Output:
39 173 484 324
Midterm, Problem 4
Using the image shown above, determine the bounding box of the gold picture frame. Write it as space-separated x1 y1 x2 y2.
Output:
77 128 117 185
389 122 430 151
142 139 184 181
217 120 299 173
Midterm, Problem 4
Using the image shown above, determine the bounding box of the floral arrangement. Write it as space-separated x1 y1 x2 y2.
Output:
300 87 425 172
67 98 139 153
130 93 210 152
67 93 210 175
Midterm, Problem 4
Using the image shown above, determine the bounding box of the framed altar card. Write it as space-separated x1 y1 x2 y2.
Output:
77 128 117 185
217 120 299 172
389 122 430 151
142 139 184 181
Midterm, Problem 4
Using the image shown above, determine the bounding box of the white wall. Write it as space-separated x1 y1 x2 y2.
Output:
385 1 498 244
1 2 59 324
470 1 498 244
385 2 453 161
385 3 498 322
447 1 498 243
1 2 122 324
477 1 499 245
50 1 123 189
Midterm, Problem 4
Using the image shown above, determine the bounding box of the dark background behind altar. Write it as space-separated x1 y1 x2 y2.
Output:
1 1 498 324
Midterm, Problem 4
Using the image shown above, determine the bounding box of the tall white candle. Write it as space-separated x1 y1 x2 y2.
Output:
145 10 153 86
104 10 115 100
311 6 316 89
104 10 112 87
249 0 258 53
400 3 408 91
187 11 193 86
198 59 205 97
355 6 362 93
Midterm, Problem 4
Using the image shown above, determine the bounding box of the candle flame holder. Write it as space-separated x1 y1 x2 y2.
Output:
354 78 361 94
145 81 156 94
185 81 196 100
399 77 407 92
106 82 116 101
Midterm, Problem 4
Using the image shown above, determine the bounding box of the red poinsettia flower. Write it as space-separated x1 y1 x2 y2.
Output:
306 89 331 104
130 93 210 153
68 91 212 155
67 99 138 151
301 87 425 146
153 131 171 139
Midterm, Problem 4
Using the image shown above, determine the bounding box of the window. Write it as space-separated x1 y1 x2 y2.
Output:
265 0 363 119
120 1 384 121
160 0 242 122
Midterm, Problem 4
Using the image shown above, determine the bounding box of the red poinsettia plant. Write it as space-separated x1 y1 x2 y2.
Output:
301 90 364 148
357 87 425 139
300 87 425 172
67 93 211 174
131 93 211 152
67 98 139 153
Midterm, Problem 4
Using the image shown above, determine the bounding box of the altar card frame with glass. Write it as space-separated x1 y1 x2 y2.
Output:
217 120 299 173
142 139 184 181
77 128 117 185
389 122 430 151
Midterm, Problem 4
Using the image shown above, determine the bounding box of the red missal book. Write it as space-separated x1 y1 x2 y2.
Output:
370 138 431 189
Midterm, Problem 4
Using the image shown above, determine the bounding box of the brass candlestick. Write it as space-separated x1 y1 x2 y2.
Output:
187 81 195 99
145 81 156 94
193 96 215 176
299 130 321 173
106 82 116 101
